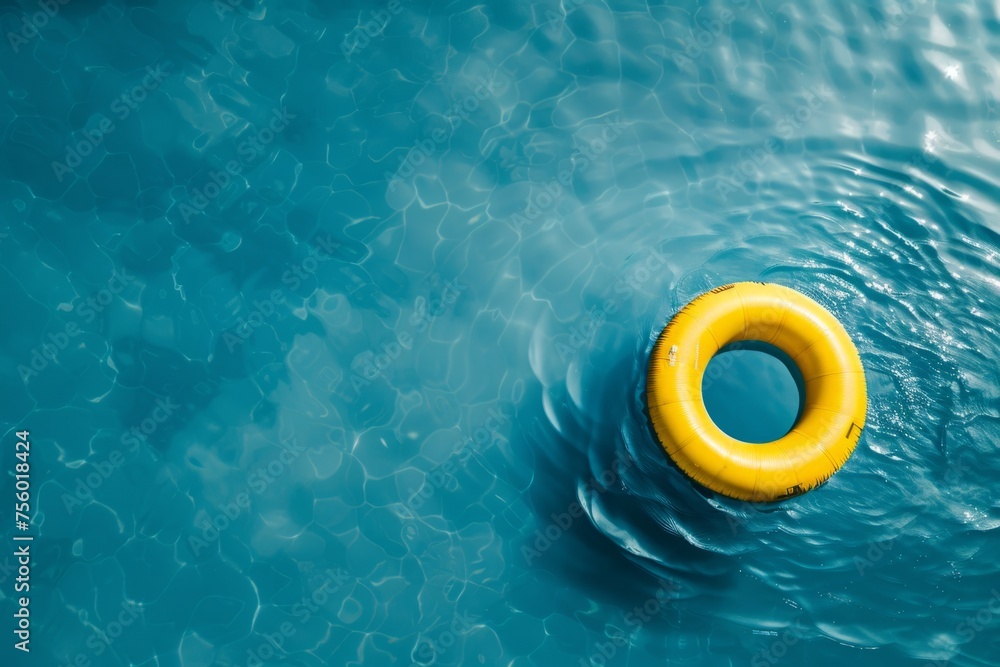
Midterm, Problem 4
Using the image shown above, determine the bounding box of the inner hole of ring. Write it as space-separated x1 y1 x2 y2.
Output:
700 340 805 444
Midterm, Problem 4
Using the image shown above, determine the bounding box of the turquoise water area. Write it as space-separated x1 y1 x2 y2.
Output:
1 0 1000 665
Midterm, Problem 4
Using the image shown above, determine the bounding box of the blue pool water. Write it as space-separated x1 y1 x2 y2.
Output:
2 0 1000 665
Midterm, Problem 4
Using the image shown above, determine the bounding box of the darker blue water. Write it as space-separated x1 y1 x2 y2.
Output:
1 1 1000 666
702 346 801 443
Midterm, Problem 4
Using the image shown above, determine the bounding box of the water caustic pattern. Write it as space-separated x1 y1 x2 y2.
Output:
0 0 998 666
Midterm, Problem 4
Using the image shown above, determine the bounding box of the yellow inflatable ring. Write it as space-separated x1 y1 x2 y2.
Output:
647 282 866 502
